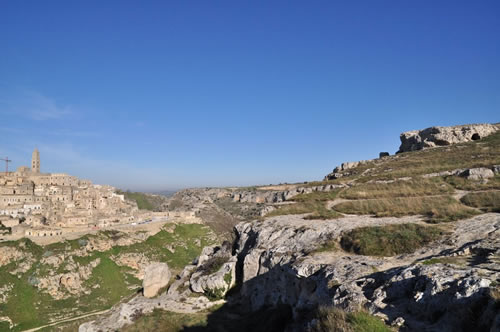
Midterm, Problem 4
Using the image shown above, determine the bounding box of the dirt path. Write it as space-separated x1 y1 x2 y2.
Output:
21 309 111 332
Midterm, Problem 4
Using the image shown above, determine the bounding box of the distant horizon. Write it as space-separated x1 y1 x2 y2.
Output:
6 121 499 192
2 1 499 191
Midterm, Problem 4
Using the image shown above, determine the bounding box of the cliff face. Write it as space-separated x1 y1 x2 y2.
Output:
208 213 500 331
398 123 498 153
78 213 500 332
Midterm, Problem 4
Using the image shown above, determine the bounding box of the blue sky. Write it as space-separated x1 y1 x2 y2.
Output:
1 1 498 191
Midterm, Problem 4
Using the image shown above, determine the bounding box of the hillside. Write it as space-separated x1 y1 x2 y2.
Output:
77 124 500 332
0 224 217 331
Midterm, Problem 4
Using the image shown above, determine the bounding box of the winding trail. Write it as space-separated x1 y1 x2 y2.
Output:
21 309 111 332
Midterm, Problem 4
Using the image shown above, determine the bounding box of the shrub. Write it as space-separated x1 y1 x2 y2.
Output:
348 311 391 332
204 287 225 301
311 306 390 332
199 256 228 276
224 272 232 286
340 223 444 256
460 191 500 212
311 306 353 332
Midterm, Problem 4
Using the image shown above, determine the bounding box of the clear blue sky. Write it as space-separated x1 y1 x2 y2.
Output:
1 1 498 191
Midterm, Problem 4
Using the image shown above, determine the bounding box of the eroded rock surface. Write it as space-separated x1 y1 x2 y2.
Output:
398 123 498 153
37 257 101 299
143 263 171 298
81 213 500 332
113 253 151 279
229 213 499 330
0 247 24 267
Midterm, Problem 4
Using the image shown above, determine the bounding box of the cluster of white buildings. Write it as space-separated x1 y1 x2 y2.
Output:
0 149 145 237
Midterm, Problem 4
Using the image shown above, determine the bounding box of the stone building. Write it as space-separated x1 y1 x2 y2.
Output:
0 148 142 237
32 148 40 173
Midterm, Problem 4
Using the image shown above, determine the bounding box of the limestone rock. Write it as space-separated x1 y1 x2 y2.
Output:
113 253 151 279
142 263 171 298
82 213 500 332
324 160 370 180
0 247 23 267
190 258 236 295
230 213 500 326
189 243 235 298
398 123 498 153
460 167 495 181
379 152 390 158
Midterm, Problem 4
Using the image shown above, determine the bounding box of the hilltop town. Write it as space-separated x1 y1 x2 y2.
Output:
0 149 194 242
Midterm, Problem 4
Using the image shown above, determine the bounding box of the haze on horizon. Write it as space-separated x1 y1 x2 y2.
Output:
1 1 498 192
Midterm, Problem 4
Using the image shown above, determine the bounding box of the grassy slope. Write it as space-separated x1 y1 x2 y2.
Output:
121 309 209 332
340 223 445 256
0 224 216 331
460 191 500 212
119 191 168 211
267 130 500 222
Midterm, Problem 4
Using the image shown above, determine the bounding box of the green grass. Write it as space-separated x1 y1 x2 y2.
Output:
291 189 341 202
121 191 155 210
125 303 293 332
266 200 342 220
224 272 232 285
311 306 391 332
420 257 466 266
311 239 338 254
348 311 392 332
121 309 209 332
0 224 216 331
204 287 226 301
333 196 478 223
266 189 342 220
310 129 500 185
79 257 131 310
460 191 500 212
340 223 444 256
109 224 216 271
445 175 500 191
338 178 453 199
199 256 228 276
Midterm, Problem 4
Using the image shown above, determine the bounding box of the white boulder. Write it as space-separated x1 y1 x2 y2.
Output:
142 263 171 298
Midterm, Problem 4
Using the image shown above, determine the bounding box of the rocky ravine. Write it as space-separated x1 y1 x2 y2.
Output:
80 213 500 331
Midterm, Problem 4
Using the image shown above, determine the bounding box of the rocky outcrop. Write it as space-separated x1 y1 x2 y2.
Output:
81 212 500 331
215 213 499 330
170 184 347 211
324 160 370 180
0 247 24 267
459 167 495 181
113 253 151 279
232 184 347 204
398 123 498 153
36 257 101 299
334 264 498 331
189 244 236 298
142 263 171 298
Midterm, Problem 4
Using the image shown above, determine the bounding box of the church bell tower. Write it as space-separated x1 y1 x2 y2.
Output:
31 148 40 173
